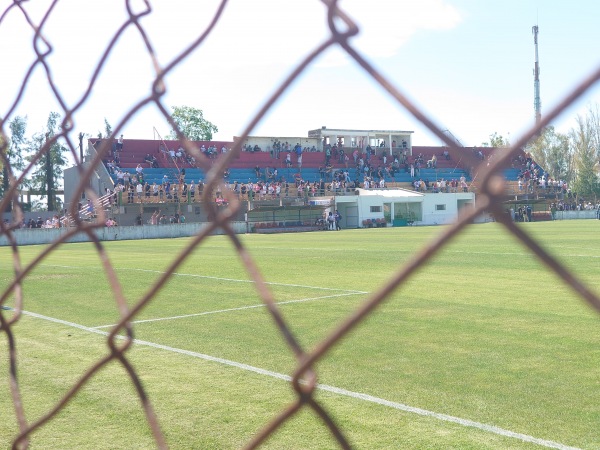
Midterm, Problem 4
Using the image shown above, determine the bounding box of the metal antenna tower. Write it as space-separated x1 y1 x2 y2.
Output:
532 25 541 125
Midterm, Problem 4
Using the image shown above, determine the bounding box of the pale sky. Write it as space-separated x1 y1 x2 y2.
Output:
1 0 599 151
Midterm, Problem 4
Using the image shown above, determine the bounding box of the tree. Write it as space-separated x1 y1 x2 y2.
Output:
103 118 112 139
0 116 27 188
481 132 510 148
586 103 600 162
26 112 69 211
96 118 113 139
167 106 218 141
1 116 29 210
525 126 572 182
570 114 599 198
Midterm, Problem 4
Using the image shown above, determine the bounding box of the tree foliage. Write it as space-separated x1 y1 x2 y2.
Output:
586 103 600 162
26 112 69 211
167 106 218 141
570 113 600 198
96 118 113 139
481 132 510 148
525 126 572 182
104 118 113 139
1 115 28 200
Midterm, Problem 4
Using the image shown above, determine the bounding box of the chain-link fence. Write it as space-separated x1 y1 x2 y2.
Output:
1 1 600 449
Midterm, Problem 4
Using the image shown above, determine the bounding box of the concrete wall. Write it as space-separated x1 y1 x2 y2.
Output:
0 222 248 247
3 201 248 228
554 210 599 220
63 142 115 209
421 193 475 225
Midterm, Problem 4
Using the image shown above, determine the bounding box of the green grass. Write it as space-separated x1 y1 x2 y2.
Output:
1 221 599 449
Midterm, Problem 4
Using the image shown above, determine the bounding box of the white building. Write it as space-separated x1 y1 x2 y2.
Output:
238 126 414 154
334 188 476 228
308 126 413 153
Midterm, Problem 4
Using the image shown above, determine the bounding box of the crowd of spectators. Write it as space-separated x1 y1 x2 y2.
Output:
244 140 318 157
512 152 571 196
20 215 61 228
105 149 468 207
157 143 229 167
551 200 600 212
145 209 186 225
411 176 469 193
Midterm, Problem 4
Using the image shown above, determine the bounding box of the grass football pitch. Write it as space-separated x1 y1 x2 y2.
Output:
1 221 599 449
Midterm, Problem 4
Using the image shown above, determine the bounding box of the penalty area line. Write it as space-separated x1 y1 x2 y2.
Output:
18 309 581 450
91 292 364 329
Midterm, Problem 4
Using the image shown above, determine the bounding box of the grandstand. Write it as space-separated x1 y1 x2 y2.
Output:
60 134 536 227
90 138 502 186
57 130 552 226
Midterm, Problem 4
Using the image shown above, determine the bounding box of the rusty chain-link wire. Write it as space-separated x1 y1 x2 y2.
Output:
1 0 600 448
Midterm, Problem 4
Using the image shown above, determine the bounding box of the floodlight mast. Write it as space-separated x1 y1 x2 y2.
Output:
532 25 541 126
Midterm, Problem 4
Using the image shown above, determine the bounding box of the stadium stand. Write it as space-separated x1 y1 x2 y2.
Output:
98 138 538 193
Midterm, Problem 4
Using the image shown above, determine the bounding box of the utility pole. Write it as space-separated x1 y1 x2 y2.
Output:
532 25 541 126
78 132 84 163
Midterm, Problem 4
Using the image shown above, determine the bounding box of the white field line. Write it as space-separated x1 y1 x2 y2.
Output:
150 246 600 259
42 264 368 294
91 292 363 329
446 250 600 258
17 309 581 450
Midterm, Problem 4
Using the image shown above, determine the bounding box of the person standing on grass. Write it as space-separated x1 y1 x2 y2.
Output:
327 211 335 230
334 210 342 230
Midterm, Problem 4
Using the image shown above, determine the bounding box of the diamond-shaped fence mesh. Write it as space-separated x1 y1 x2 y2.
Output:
1 1 600 449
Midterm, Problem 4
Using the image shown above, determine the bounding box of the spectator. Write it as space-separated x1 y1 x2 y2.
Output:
189 180 196 201
127 184 135 204
175 146 184 162
327 211 335 230
334 210 342 230
123 170 131 188
295 143 303 168
150 210 160 225
427 154 437 168
86 199 94 216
